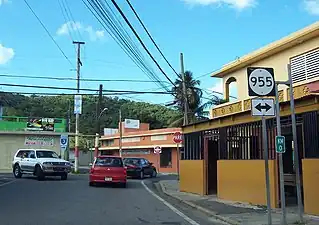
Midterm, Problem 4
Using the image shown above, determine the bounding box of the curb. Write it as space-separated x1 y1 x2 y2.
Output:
158 181 240 225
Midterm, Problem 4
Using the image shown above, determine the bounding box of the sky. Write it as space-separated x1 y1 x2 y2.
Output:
0 0 318 106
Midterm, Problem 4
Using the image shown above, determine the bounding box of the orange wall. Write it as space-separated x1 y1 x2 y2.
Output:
217 160 278 208
101 131 182 148
110 148 178 174
180 160 205 195
302 159 319 216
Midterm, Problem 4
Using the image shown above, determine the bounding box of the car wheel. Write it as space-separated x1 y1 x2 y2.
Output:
120 182 127 188
61 173 68 180
151 170 157 178
139 170 144 180
89 182 94 187
35 165 45 181
13 164 22 178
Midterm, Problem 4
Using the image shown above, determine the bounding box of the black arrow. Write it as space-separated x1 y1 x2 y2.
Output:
255 103 272 112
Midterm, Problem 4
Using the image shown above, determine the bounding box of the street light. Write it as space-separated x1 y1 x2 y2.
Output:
94 107 108 159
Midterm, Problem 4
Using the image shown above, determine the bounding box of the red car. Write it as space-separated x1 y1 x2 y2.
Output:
89 156 127 188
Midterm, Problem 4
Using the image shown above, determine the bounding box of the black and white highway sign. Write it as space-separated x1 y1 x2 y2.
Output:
251 98 275 117
247 67 275 97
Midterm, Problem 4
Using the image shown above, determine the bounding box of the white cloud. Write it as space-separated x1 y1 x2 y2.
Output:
56 21 105 42
182 0 256 10
303 0 319 15
0 0 9 6
0 44 14 65
210 79 238 101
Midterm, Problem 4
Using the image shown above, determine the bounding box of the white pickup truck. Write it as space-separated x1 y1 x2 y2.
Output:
12 149 72 181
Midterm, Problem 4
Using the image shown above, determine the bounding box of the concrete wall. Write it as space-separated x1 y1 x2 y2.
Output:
180 160 205 195
0 133 61 170
217 160 278 208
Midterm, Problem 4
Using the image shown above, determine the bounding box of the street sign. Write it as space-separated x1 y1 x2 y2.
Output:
60 134 68 148
154 146 162 154
247 67 275 97
251 98 275 117
276 136 286 153
173 132 183 144
74 95 82 114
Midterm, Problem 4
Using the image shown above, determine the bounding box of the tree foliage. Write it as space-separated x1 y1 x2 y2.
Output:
0 93 181 149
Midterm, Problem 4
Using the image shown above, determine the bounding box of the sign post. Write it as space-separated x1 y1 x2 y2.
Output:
173 132 183 180
248 67 275 225
60 134 68 158
154 146 162 173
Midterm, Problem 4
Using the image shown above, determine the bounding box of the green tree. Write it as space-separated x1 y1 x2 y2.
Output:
170 70 226 126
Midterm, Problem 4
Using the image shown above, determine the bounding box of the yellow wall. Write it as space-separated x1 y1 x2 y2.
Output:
217 160 278 208
180 160 205 195
302 159 319 216
223 36 319 101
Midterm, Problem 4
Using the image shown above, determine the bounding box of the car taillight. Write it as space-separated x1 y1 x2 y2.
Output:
124 167 127 175
90 167 94 174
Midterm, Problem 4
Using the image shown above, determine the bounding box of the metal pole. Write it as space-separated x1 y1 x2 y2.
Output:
180 53 188 126
73 41 85 173
119 109 123 157
94 133 99 160
177 143 180 180
262 116 273 225
287 64 304 222
275 84 287 225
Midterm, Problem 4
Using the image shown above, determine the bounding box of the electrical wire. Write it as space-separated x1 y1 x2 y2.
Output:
83 0 170 93
0 83 173 94
110 0 176 87
0 73 170 83
23 0 75 68
125 0 179 77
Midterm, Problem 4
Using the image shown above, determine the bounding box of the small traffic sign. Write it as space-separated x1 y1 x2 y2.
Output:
247 67 275 97
60 134 68 148
154 146 162 154
276 136 286 153
251 98 275 117
173 132 183 144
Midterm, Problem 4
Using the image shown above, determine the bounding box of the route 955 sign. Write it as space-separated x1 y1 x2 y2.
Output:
247 67 275 97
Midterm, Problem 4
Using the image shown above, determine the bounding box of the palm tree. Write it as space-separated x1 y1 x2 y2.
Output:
168 71 226 127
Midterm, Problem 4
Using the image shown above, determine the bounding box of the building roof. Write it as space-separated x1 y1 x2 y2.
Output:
211 21 319 78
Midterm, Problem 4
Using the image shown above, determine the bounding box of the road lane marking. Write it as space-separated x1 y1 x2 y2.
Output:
141 181 200 225
0 180 16 187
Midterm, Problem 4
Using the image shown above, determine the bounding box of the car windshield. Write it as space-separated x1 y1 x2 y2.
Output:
123 158 140 165
36 151 59 158
95 157 123 167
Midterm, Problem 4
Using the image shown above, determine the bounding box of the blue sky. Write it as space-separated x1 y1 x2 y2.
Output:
0 0 318 106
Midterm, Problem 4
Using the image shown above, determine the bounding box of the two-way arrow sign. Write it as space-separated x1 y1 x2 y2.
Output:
251 98 275 117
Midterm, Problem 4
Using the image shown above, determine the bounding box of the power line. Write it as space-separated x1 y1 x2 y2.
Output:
125 0 179 77
0 73 170 83
110 0 176 87
0 91 168 96
83 0 170 93
23 0 74 68
0 83 172 94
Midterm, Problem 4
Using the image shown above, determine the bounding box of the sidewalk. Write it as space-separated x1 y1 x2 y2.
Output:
158 180 319 225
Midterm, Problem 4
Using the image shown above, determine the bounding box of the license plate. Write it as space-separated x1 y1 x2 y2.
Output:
104 177 112 181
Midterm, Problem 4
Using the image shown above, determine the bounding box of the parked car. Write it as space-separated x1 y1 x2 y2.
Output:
12 149 72 181
123 157 157 179
89 156 127 188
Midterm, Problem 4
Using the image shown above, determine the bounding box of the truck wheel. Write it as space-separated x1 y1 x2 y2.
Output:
35 165 45 181
61 173 68 180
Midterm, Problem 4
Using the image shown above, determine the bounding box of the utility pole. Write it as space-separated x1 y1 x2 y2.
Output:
94 84 103 159
180 53 188 126
119 109 123 157
73 41 85 173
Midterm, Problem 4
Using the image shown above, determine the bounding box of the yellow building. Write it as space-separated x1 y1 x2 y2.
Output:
180 21 319 216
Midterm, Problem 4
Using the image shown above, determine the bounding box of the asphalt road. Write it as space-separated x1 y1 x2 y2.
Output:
0 174 226 225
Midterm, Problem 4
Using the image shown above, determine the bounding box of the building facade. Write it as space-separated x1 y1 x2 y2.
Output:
99 123 182 174
180 21 319 216
0 116 68 170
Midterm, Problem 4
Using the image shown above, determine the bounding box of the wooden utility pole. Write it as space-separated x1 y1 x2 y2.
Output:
73 41 85 173
180 53 188 126
94 84 103 159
